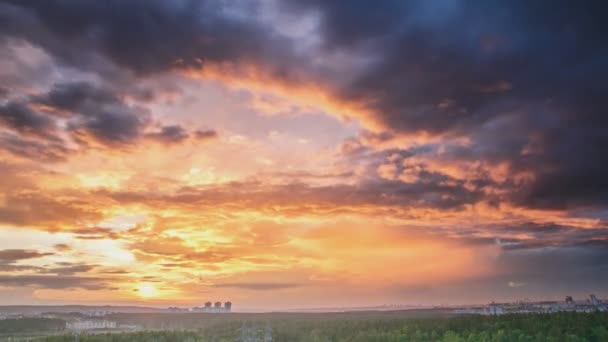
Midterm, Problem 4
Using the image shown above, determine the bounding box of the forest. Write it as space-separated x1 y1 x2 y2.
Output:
1 312 607 342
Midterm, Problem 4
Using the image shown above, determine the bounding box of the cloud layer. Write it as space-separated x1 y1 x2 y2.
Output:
0 0 606 309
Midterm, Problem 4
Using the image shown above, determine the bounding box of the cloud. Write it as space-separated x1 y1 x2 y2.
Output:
70 227 119 240
145 126 218 144
46 264 96 276
0 80 150 160
53 244 71 252
508 281 527 288
0 264 44 272
0 0 607 306
212 282 300 290
34 82 149 145
0 80 220 161
280 1 608 210
0 249 54 274
0 132 72 162
193 129 218 140
35 81 120 112
145 125 189 144
0 275 110 290
102 177 484 211
0 190 102 229
0 249 53 263
132 234 237 265
2 0 607 211
490 241 608 293
0 0 296 76
0 101 56 137
0 80 216 163
69 108 147 145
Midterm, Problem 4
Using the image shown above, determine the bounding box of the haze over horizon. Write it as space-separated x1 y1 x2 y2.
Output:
0 0 606 311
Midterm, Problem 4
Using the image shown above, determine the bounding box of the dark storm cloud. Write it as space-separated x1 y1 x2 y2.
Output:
69 108 147 145
0 90 72 162
35 81 120 113
34 83 216 146
147 125 218 145
1 0 607 211
443 220 608 246
284 0 608 210
0 0 294 76
417 225 608 297
0 81 150 160
0 101 55 136
34 82 149 145
146 125 189 144
495 241 608 287
287 0 606 132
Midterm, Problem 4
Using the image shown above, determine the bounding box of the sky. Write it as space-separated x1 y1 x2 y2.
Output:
0 0 607 311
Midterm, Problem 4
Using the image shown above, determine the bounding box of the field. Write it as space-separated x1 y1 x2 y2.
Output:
1 311 608 341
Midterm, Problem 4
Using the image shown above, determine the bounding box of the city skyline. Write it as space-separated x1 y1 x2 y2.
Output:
0 0 607 311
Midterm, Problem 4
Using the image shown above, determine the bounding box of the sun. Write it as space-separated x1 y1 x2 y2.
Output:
137 283 159 298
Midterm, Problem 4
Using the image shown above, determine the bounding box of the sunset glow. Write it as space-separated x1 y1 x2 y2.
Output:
0 0 606 312
138 284 159 299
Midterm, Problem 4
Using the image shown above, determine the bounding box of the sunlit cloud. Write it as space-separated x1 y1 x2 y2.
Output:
0 0 606 310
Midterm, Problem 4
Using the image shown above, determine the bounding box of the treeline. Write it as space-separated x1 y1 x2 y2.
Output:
271 312 608 341
5 312 608 342
40 331 222 342
0 318 64 333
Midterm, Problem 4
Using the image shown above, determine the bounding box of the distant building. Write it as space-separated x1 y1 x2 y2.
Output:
192 301 232 313
453 295 608 315
484 303 504 315
118 323 140 330
67 320 117 330
85 310 111 317
590 294 600 306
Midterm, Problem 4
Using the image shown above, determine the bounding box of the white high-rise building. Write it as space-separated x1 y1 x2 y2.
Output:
590 294 600 306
